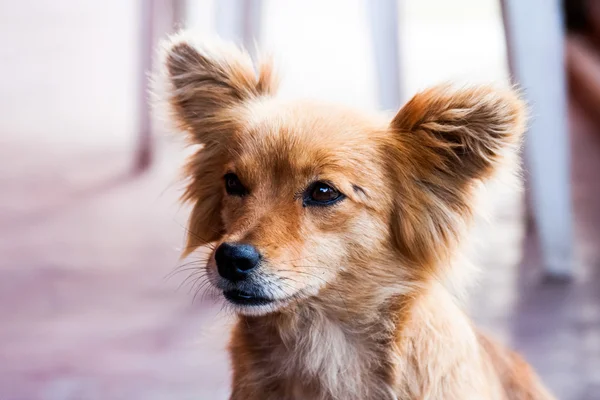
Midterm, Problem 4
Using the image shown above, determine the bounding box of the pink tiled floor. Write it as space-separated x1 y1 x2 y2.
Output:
0 143 232 400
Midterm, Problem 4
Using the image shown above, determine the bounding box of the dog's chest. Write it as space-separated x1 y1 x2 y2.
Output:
250 317 395 400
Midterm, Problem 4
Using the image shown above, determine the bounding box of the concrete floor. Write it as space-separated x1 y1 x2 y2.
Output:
0 1 598 399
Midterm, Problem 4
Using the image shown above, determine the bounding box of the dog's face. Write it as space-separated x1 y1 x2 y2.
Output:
160 34 525 315
204 100 395 315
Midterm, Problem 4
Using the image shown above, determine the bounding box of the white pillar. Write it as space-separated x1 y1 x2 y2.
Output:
367 0 402 111
135 0 156 170
215 0 263 52
502 0 574 277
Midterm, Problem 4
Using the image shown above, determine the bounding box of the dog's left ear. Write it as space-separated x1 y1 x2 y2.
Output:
389 85 526 266
391 84 526 182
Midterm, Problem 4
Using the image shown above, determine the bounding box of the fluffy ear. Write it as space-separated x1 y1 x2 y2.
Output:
158 32 278 143
389 85 526 267
392 84 526 182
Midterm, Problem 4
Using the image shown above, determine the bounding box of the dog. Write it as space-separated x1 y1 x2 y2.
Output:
157 32 555 400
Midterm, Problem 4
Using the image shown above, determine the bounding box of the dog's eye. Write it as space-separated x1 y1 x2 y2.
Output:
224 173 247 196
305 181 344 206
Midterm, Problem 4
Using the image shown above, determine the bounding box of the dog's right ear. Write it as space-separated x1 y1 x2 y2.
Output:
158 32 278 143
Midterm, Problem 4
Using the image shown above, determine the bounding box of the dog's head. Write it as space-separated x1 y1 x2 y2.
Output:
159 34 526 315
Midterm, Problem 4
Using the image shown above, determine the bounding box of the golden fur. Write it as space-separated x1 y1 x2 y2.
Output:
156 32 555 400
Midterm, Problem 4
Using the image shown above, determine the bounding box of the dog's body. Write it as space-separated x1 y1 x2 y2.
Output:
229 282 551 400
157 33 555 399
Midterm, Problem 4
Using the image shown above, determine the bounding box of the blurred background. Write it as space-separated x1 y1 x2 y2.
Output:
0 0 599 399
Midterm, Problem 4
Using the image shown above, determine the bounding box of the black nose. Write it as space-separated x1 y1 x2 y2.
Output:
215 242 261 282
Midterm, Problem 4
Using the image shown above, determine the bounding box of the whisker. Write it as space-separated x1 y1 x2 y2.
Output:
280 268 329 284
278 256 317 265
163 257 210 281
192 277 213 303
171 218 221 253
178 270 208 291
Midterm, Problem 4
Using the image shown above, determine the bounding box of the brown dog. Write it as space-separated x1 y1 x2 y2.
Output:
157 32 555 400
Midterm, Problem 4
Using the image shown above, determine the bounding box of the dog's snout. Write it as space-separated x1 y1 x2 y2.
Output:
215 242 261 282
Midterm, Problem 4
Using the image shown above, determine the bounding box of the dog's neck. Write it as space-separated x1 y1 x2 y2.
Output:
230 278 481 400
231 280 418 399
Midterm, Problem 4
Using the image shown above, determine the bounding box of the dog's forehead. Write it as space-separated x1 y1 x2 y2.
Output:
229 100 388 176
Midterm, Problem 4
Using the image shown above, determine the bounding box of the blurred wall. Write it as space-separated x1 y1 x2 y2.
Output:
0 1 139 147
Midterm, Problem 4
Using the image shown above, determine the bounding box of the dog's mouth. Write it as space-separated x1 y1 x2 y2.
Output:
223 289 275 306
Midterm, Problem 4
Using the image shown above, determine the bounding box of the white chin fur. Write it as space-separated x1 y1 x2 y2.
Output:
229 299 289 316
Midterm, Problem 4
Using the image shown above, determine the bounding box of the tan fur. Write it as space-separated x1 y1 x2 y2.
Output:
156 32 555 400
